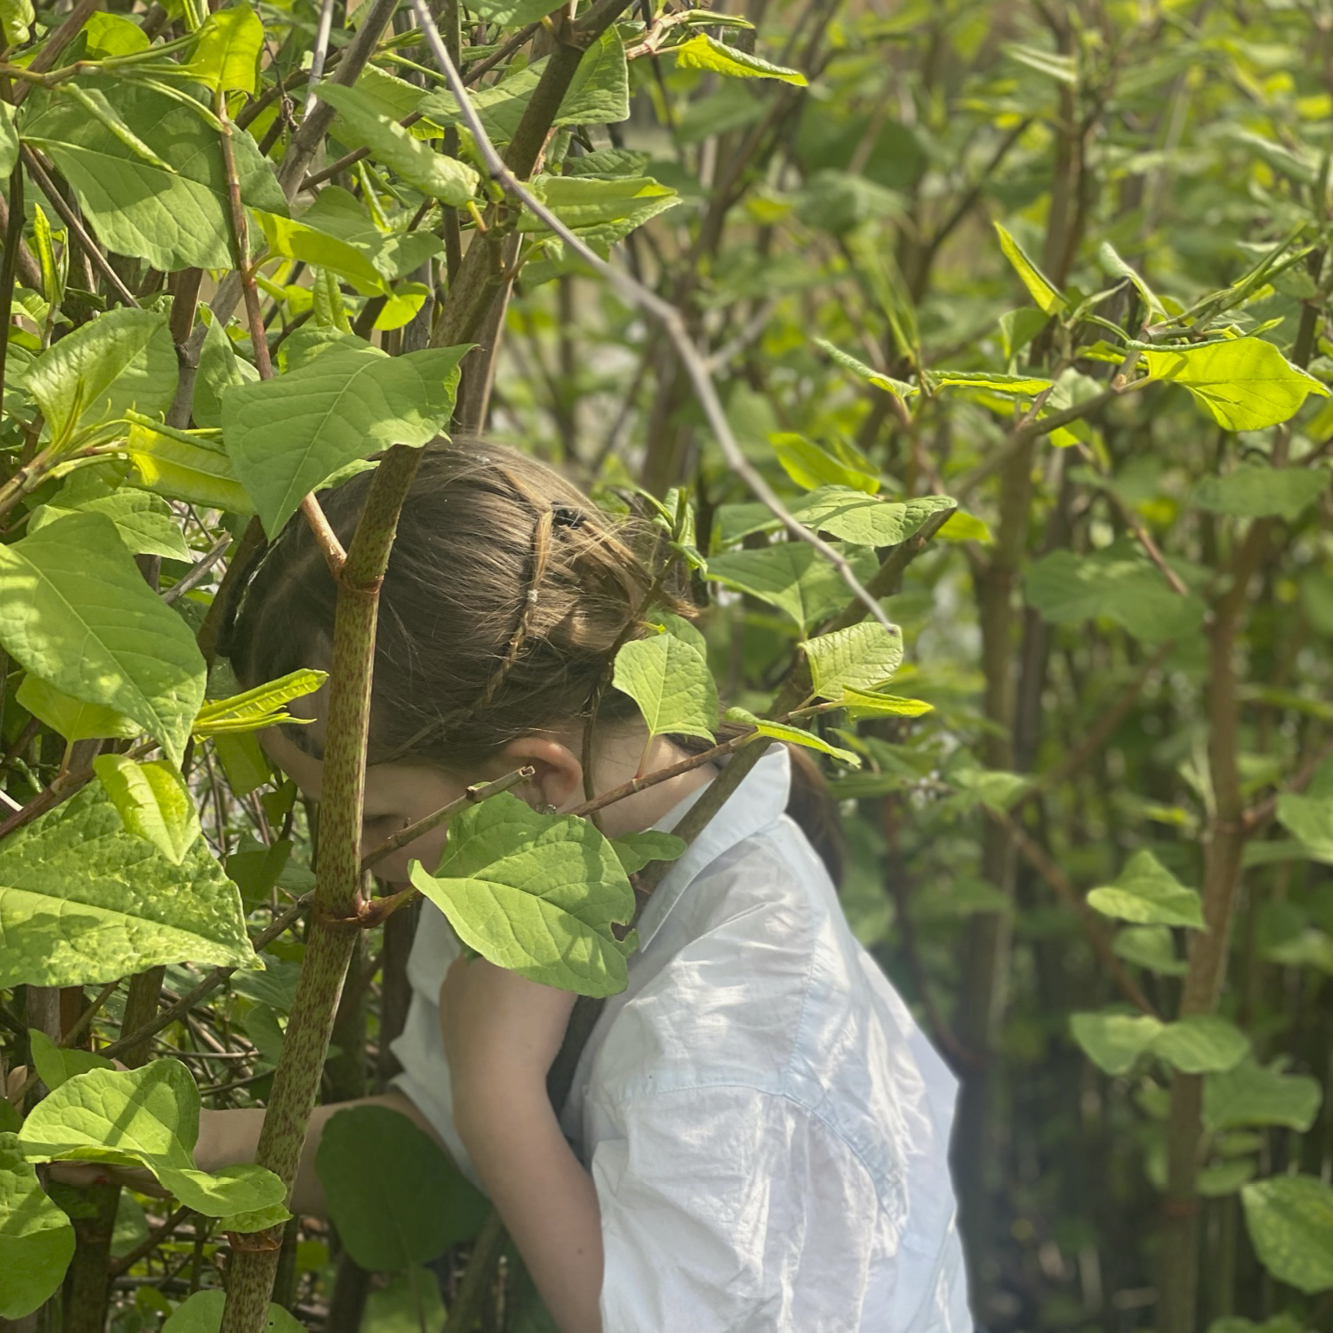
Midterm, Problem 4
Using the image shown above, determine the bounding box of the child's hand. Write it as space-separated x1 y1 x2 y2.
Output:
438 956 577 1115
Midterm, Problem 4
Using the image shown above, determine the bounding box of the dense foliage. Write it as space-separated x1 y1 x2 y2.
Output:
0 0 1331 1332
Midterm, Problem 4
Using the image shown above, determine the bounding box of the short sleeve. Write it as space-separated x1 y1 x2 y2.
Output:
590 1085 883 1333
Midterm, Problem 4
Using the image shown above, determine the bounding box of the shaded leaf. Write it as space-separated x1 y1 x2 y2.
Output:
1152 1016 1249 1074
1275 792 1333 863
1204 1060 1323 1133
1070 1011 1163 1075
315 1106 489 1270
28 1029 113 1091
126 420 254 514
1087 850 1204 928
0 512 205 765
609 830 687 875
1241 1176 1333 1293
160 1288 306 1333
706 542 878 635
1112 924 1186 976
30 491 191 563
1191 465 1329 520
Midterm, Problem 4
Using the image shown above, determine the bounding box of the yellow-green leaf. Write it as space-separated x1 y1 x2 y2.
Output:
93 755 201 866
994 222 1066 316
671 33 807 85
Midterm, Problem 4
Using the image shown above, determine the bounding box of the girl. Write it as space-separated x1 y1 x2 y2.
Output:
214 441 971 1331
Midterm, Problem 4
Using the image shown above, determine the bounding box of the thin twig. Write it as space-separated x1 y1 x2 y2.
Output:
987 806 1160 1018
361 766 534 869
20 147 138 308
10 0 103 107
162 536 232 605
408 0 897 636
303 0 338 120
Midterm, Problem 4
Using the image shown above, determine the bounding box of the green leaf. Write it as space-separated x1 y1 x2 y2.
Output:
110 1191 148 1259
1204 1060 1323 1133
221 345 469 535
519 175 679 241
27 1029 113 1091
184 5 264 94
805 621 904 698
772 434 879 495
994 222 1066 315
1086 850 1204 928
462 0 559 25
30 491 192 562
706 543 878 635
22 80 287 272
609 830 687 875
1241 1176 1333 1293
1191 465 1329 520
724 706 860 766
0 102 18 178
194 669 327 738
315 1105 489 1271
839 688 932 718
1142 339 1328 432
94 755 201 866
0 1132 75 1319
1025 545 1202 644
1097 240 1168 321
160 1288 306 1333
1275 793 1333 862
1070 1011 1164 1075
671 34 807 85
716 490 955 547
316 83 479 206
15 674 141 744
409 793 636 997
193 319 259 430
212 731 272 797
930 370 1054 397
612 634 717 741
126 419 253 514
361 1270 446 1333
0 783 258 988
0 512 205 765
19 1061 286 1219
815 339 917 401
1112 924 1186 976
423 30 631 141
22 307 177 440
1152 1016 1249 1074
1 0 33 47
1197 1159 1257 1197
652 610 707 657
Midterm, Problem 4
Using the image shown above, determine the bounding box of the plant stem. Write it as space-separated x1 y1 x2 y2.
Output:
218 446 425 1333
0 164 22 409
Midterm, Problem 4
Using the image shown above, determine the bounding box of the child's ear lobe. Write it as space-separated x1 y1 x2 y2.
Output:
498 737 584 813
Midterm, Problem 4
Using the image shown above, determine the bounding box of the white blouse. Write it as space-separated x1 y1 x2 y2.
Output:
391 747 973 1332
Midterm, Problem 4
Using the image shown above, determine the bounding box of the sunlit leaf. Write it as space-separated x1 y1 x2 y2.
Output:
671 33 807 85
1143 339 1328 432
994 222 1066 315
1204 1060 1323 1133
613 633 717 741
409 794 636 997
29 491 191 563
185 5 264 95
725 706 860 766
805 622 904 698
193 669 328 738
0 1132 74 1319
0 784 257 988
19 1061 286 1219
94 755 201 866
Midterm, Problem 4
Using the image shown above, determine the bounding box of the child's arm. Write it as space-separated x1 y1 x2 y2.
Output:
441 956 604 1333
197 1090 449 1217
30 1087 446 1219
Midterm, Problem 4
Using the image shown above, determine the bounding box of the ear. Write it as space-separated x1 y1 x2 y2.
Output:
496 736 585 812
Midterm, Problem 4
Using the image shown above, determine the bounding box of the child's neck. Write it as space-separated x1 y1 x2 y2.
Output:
582 734 718 838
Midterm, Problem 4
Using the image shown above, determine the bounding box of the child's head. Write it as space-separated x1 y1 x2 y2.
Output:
224 440 655 775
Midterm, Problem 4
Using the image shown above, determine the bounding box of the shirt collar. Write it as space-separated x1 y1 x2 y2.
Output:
635 745 792 949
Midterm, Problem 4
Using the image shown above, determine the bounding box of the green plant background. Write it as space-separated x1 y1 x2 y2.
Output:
0 0 1331 1331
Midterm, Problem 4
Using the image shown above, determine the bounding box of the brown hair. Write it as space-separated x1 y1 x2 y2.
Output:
221 440 843 882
